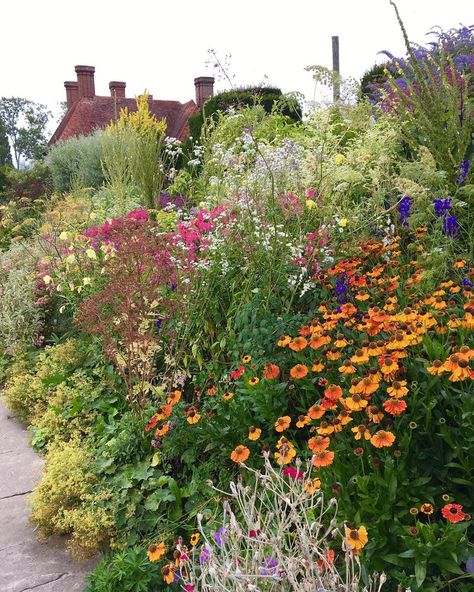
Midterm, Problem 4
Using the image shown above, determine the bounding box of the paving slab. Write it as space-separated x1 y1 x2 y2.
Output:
0 398 97 592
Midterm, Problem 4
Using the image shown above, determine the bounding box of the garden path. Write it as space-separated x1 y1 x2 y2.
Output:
0 399 97 592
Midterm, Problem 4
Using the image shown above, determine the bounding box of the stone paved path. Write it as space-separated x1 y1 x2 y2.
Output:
0 399 97 592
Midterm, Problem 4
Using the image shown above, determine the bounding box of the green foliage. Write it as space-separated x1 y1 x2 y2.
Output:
188 86 302 143
85 547 165 592
46 131 106 193
102 94 167 209
0 97 51 168
29 438 115 558
91 185 144 220
383 2 473 183
0 241 44 355
0 117 12 167
0 162 52 202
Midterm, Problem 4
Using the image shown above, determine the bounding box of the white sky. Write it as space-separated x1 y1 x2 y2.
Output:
1 0 472 132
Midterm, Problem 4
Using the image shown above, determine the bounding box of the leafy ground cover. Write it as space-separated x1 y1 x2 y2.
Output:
0 14 473 592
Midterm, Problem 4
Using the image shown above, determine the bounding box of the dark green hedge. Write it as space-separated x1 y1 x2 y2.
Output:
359 63 389 102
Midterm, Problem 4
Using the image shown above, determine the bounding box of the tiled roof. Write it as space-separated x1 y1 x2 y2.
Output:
49 96 198 145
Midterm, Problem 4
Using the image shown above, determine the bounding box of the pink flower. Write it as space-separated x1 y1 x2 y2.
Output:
126 208 149 221
283 466 304 479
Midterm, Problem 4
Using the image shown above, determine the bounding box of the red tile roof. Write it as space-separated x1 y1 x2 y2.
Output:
49 96 198 145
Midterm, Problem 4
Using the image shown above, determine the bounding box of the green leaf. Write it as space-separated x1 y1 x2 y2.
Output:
450 477 473 486
381 554 406 567
399 549 416 558
434 557 464 575
415 559 427 588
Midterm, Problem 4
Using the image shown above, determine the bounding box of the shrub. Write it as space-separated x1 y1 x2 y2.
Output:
0 163 53 202
379 9 473 183
85 546 163 592
0 240 44 354
29 438 115 558
39 190 95 235
102 94 167 209
3 338 87 422
75 215 177 413
188 86 302 142
2 358 45 422
29 438 95 537
46 131 106 193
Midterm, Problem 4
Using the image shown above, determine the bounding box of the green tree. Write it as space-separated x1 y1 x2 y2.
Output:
0 98 51 169
0 117 12 167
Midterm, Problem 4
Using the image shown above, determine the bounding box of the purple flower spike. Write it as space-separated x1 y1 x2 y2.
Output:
398 195 412 227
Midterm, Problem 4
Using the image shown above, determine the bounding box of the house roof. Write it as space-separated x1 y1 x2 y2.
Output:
49 96 198 145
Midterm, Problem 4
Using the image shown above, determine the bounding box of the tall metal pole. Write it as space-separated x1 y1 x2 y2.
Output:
332 36 340 102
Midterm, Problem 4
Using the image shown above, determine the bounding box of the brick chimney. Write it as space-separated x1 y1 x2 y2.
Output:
75 65 95 98
194 76 215 107
64 81 79 109
109 81 126 99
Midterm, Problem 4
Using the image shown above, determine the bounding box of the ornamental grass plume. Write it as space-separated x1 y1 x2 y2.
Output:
177 454 385 591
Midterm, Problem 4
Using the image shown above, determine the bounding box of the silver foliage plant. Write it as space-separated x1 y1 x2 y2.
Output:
177 454 386 591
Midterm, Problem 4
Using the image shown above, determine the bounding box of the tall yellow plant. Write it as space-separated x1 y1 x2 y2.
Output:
102 92 167 209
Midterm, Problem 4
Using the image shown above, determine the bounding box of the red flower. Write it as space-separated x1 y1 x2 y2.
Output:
441 503 466 523
145 415 158 432
249 529 262 538
230 365 245 379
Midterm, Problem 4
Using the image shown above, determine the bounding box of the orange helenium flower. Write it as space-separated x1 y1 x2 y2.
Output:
231 445 250 463
155 422 170 437
305 477 321 494
162 564 176 584
186 408 201 424
248 426 262 440
386 380 409 398
344 394 368 411
339 360 356 374
307 404 325 420
383 398 407 415
290 364 308 379
324 384 343 401
345 525 368 551
296 415 310 428
155 404 172 420
147 542 166 561
308 436 330 453
275 416 291 432
289 336 308 351
263 364 280 379
370 430 396 448
277 335 292 347
168 390 182 405
313 449 335 467
351 424 371 440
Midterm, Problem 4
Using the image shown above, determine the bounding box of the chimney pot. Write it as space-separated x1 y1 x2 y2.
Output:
64 81 79 109
75 65 95 98
194 76 215 108
109 81 126 99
